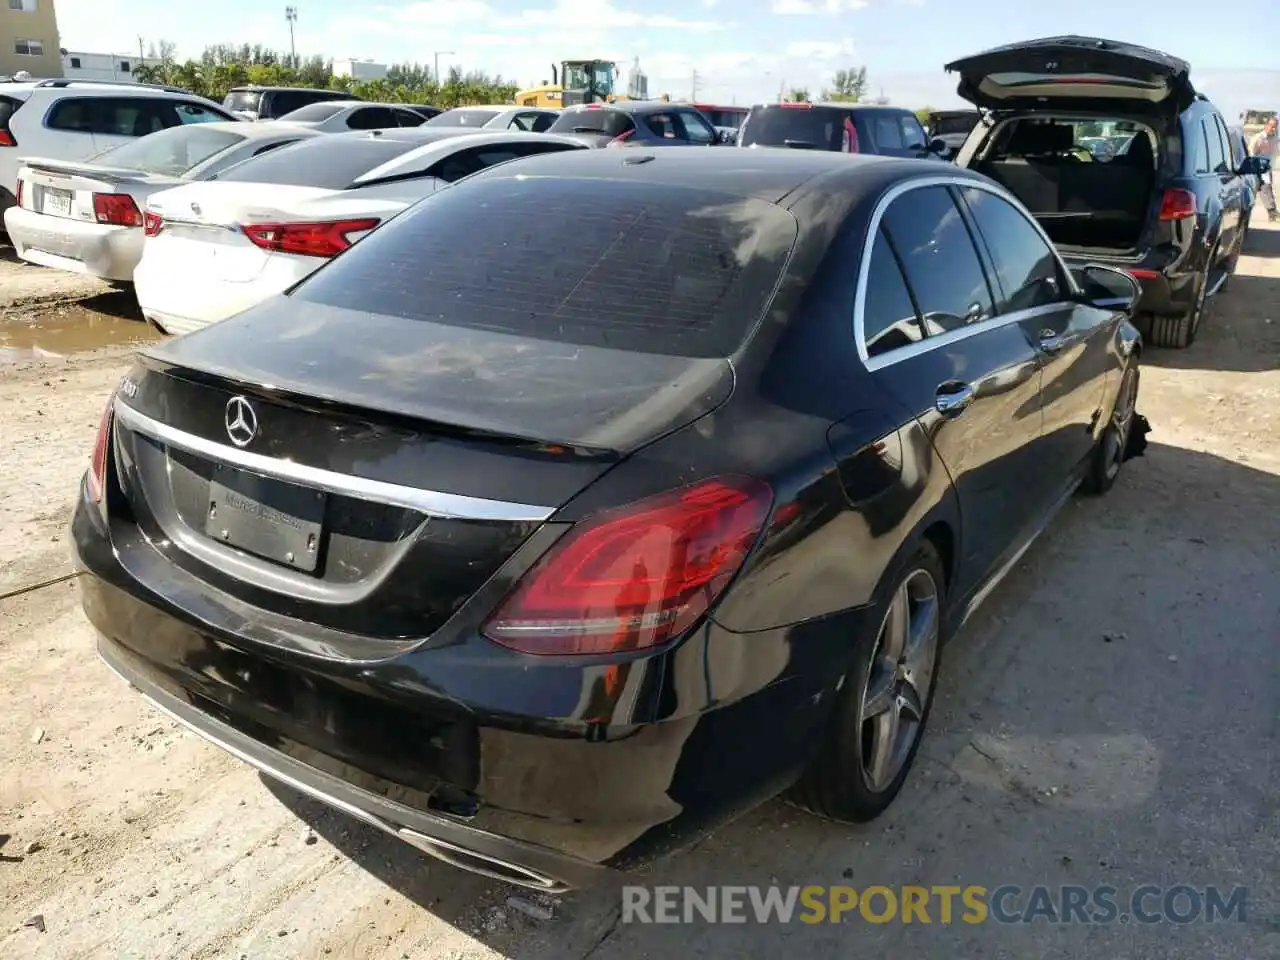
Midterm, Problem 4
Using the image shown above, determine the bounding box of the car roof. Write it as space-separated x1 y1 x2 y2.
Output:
459 144 977 207
749 101 914 113
227 85 342 93
355 131 586 183
0 79 209 101
561 100 693 117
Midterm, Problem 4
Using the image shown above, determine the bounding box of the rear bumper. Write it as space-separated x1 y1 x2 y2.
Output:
72 477 860 887
4 206 142 282
1062 247 1198 317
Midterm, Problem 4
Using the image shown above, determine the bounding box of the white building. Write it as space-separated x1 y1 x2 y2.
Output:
333 58 387 82
61 50 162 82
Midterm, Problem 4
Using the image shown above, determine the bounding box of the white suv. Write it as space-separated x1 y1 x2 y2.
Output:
0 79 237 221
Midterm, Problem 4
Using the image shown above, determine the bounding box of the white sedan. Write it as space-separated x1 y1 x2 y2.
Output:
134 129 586 335
3 122 319 282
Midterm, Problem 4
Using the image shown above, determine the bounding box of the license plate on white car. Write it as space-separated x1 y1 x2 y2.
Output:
41 188 72 218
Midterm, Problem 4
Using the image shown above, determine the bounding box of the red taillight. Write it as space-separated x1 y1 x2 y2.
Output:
143 210 164 237
1158 188 1196 221
87 397 114 504
241 218 381 258
1127 268 1159 280
0 130 15 147
14 177 22 207
482 477 773 656
92 193 142 227
843 116 859 154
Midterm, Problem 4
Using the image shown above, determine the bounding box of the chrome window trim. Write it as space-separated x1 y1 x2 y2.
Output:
113 399 558 523
854 175 1083 373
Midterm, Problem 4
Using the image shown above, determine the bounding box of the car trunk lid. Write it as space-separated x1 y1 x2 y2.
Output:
945 36 1195 114
144 182 400 281
108 302 731 646
19 156 176 222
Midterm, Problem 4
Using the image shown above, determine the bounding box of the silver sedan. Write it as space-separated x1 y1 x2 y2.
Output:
3 121 320 282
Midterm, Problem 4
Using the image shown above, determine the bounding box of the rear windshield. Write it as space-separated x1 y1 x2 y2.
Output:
92 125 245 176
292 177 799 358
427 108 500 127
547 109 635 137
739 105 851 150
931 114 978 135
222 91 262 114
701 108 747 129
212 135 425 188
278 102 348 122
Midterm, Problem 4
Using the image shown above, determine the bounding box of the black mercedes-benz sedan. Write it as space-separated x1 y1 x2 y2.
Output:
71 148 1145 892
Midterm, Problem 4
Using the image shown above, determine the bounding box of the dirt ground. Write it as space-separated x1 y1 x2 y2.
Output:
1 218 1277 960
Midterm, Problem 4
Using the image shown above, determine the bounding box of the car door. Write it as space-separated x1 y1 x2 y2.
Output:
1209 113 1242 254
957 183 1111 494
859 183 1045 600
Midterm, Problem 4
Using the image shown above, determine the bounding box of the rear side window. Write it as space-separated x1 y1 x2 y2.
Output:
740 105 848 150
46 98 174 137
214 136 424 188
1211 115 1234 173
860 113 926 155
548 108 635 138
174 102 226 125
1185 117 1210 174
676 110 717 144
862 227 926 358
347 107 398 130
960 187 1063 314
1202 117 1225 173
293 178 799 358
881 186 994 333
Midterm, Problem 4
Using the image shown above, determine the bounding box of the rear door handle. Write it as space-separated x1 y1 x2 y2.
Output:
935 382 975 417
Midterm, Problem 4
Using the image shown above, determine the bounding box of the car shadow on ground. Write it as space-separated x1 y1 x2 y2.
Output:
265 440 1280 959
1141 229 1279 374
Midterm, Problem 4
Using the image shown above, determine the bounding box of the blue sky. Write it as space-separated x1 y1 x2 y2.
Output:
56 0 1280 114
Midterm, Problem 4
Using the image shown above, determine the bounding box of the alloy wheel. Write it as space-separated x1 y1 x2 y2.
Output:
859 568 940 793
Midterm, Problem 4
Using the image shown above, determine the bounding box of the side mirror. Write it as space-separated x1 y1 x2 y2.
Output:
1075 263 1142 313
1239 155 1271 176
929 137 948 154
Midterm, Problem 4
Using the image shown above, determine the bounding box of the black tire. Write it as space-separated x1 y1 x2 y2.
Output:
1148 249 1214 349
1081 364 1140 495
790 540 945 822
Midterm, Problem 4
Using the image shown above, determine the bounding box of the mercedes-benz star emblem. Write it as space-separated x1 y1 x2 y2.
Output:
224 396 258 448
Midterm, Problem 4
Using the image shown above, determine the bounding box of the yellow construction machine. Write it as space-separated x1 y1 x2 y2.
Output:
514 59 669 108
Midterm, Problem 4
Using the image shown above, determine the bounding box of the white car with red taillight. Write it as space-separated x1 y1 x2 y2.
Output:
132 128 588 335
3 122 318 281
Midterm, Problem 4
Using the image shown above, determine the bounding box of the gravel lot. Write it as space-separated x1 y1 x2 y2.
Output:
1 219 1277 960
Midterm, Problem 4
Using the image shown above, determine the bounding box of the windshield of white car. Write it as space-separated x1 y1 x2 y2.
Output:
91 126 247 177
277 102 350 122
212 135 427 188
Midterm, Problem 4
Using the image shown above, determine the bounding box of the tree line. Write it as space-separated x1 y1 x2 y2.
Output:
133 43 519 108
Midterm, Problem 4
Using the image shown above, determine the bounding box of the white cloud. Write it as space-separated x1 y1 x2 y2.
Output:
385 1 494 24
517 0 725 30
784 38 857 60
772 0 868 13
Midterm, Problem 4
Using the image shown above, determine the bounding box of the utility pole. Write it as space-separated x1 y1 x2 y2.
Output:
690 69 699 102
284 6 297 68
434 50 454 86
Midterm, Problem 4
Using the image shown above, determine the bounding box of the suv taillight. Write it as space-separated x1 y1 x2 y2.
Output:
143 211 164 237
87 396 115 504
1158 188 1197 221
92 193 142 227
0 130 14 147
14 177 22 208
843 116 859 154
482 477 773 655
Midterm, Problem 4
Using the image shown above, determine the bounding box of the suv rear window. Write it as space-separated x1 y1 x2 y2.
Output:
213 135 424 188
293 178 799 358
547 108 635 138
739 105 852 151
223 90 262 114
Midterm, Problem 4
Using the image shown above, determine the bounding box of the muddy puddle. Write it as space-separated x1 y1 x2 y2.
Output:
0 297 162 365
